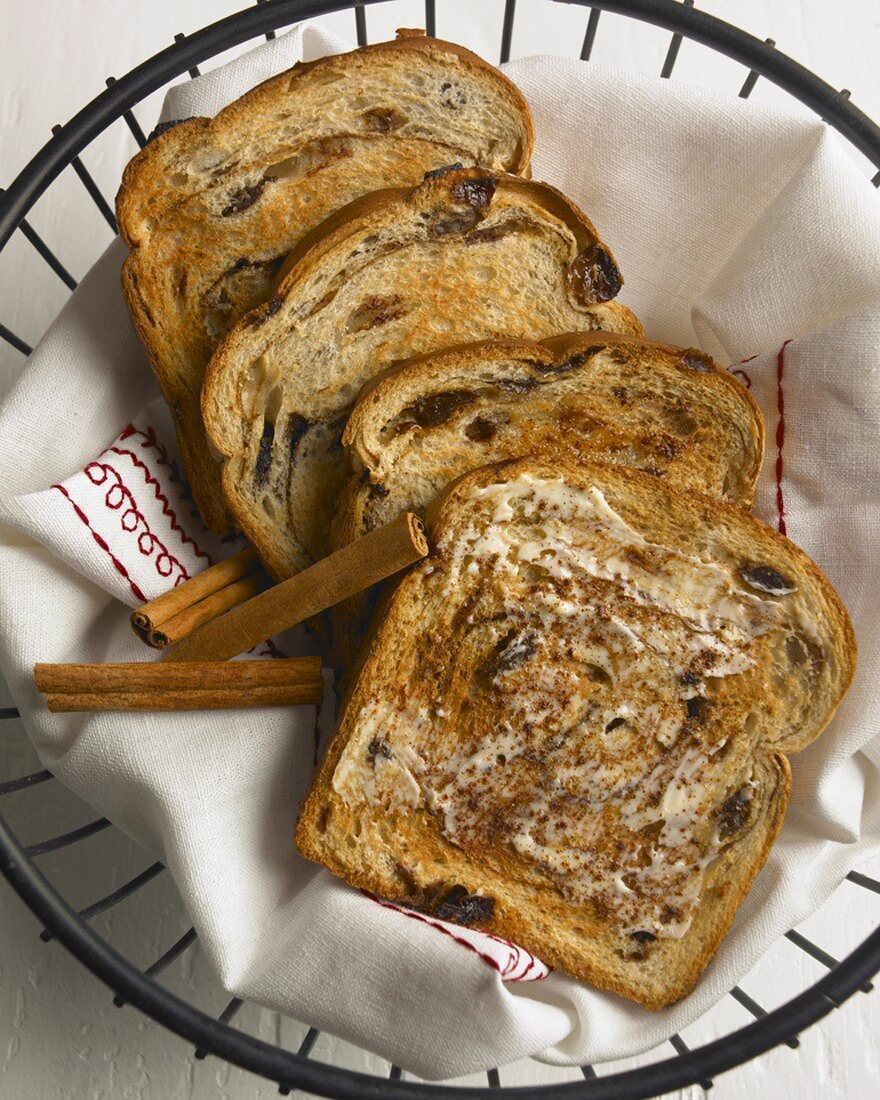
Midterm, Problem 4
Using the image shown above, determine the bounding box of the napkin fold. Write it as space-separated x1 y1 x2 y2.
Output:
1 22 879 1080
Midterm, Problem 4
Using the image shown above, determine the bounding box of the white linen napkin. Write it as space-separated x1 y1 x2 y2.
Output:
1 22 879 1080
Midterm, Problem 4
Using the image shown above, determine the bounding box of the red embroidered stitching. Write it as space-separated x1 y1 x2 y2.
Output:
732 352 756 390
52 484 148 603
369 896 503 976
731 368 753 389
84 460 189 586
125 424 186 487
775 340 791 536
483 930 547 979
108 445 212 566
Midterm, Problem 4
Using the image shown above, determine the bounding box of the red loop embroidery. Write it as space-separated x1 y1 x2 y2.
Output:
109 439 212 566
368 895 548 981
52 484 148 604
370 896 504 976
732 351 756 390
84 460 189 587
731 368 753 389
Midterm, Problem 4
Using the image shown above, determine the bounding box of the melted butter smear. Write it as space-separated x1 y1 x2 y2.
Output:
334 475 786 942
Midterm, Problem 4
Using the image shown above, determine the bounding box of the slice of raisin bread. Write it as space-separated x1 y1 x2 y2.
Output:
203 167 642 578
337 331 765 548
117 29 534 530
296 456 855 1009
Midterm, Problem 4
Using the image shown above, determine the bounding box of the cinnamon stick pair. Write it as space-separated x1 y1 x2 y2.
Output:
34 513 429 714
135 512 429 663
131 547 267 648
35 658 323 712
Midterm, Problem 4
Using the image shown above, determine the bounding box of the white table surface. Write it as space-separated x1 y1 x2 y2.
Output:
2 2 880 1097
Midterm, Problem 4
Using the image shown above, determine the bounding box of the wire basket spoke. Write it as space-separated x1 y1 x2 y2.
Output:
786 930 874 993
848 869 880 894
41 861 165 942
24 817 110 857
297 1026 320 1058
580 7 602 61
105 78 148 147
730 985 799 1048
500 0 516 64
660 0 694 78
50 128 117 233
13 211 78 289
113 927 198 1007
668 1033 713 1091
739 38 776 98
174 34 202 78
354 4 367 48
0 769 53 797
194 997 244 1059
256 0 276 40
425 0 436 38
0 322 32 356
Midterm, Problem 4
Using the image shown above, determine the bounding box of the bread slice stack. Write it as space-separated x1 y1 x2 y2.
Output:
116 30 856 1009
202 166 641 577
117 30 535 530
297 457 855 1007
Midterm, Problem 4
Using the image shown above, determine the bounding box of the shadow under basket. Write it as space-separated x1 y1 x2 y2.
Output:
2 1 880 1097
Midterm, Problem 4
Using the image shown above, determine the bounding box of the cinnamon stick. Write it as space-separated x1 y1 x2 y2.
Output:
131 547 263 648
35 658 323 711
163 512 429 664
44 685 321 712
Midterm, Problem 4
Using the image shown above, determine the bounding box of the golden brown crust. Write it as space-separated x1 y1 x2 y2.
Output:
271 170 611 287
117 31 534 246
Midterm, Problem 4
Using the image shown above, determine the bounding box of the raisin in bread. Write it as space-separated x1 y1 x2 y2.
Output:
296 456 855 1008
202 167 642 578
117 30 534 530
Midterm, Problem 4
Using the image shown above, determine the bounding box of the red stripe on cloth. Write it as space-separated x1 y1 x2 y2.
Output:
52 483 148 603
775 340 792 536
369 895 504 975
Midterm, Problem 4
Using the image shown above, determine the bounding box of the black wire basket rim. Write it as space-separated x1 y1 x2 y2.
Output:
3 0 880 256
3 815 879 1100
2 0 880 1096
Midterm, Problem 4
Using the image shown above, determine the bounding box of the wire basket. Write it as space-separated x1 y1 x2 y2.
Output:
1 2 879 1097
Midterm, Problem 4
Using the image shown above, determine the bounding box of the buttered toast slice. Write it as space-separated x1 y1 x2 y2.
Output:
118 30 534 531
296 457 855 1008
336 331 765 552
203 167 642 578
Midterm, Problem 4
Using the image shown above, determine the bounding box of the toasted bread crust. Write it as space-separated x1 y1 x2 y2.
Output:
117 30 534 246
297 458 855 1007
